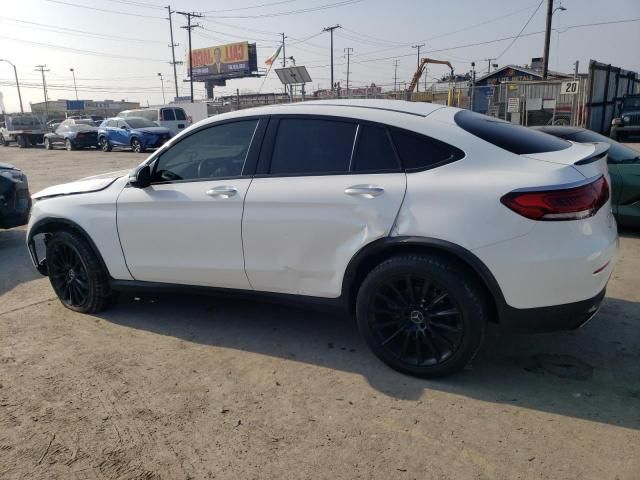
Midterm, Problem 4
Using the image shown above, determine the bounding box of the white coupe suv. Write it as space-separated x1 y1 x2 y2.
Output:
27 100 618 378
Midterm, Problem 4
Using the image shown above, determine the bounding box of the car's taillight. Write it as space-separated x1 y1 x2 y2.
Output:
500 176 609 221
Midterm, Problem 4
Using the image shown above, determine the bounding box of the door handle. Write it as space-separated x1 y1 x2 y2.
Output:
344 184 385 198
206 186 238 198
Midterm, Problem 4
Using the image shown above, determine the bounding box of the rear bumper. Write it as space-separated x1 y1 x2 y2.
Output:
0 180 31 229
498 287 606 333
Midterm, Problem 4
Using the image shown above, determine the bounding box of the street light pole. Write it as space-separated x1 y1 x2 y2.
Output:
158 73 166 104
69 68 78 100
0 59 24 113
542 1 567 79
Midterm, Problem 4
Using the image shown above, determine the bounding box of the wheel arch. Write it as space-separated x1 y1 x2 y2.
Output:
341 236 507 324
28 217 110 278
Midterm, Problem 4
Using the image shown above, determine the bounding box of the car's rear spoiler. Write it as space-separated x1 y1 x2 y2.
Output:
575 142 609 165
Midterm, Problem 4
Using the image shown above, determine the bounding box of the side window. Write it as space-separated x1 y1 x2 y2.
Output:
175 109 187 120
161 108 176 121
152 120 259 183
351 124 399 172
391 129 464 171
117 120 127 129
270 118 356 175
106 120 115 128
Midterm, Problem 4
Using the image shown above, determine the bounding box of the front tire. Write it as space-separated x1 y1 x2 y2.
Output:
46 231 116 313
0 135 8 147
131 137 145 153
99 137 112 152
356 254 487 378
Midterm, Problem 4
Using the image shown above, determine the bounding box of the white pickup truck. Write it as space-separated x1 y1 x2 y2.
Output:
0 114 47 148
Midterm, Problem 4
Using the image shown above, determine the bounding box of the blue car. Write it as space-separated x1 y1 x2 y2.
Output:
98 117 171 153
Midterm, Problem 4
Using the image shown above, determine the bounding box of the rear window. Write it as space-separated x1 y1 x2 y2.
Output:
174 108 187 120
161 109 176 121
352 125 399 172
391 129 464 170
455 110 570 154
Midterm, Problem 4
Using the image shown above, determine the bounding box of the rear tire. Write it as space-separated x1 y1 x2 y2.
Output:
17 135 28 148
46 231 117 313
65 139 74 151
356 254 487 378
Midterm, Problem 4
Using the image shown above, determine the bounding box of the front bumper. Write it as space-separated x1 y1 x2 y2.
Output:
610 125 640 138
142 134 171 149
498 287 606 333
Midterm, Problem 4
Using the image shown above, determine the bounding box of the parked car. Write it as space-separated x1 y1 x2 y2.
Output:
44 118 99 151
610 94 640 142
1 162 30 229
27 100 618 378
0 114 46 148
98 117 171 153
118 107 190 136
534 126 640 228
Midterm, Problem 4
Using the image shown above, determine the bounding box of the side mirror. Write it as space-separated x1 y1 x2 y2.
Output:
129 164 151 188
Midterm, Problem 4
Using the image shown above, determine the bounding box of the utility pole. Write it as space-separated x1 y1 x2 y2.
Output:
393 59 399 93
470 62 476 112
344 47 353 97
542 0 553 79
484 58 496 75
34 65 50 118
573 60 579 79
69 68 78 100
177 10 202 103
0 59 24 112
158 73 166 104
166 6 182 100
323 24 341 92
412 43 425 92
281 32 288 97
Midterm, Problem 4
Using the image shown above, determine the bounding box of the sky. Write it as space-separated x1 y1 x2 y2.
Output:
0 0 639 112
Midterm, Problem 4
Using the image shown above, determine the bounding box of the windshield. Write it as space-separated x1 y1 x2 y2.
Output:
622 96 640 111
569 130 639 163
125 118 158 129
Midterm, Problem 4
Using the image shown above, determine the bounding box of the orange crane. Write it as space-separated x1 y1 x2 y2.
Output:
408 58 454 93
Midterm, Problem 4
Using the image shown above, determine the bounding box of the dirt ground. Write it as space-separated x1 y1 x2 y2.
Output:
1 144 639 480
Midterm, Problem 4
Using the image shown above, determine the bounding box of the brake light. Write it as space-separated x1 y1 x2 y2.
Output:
500 176 609 221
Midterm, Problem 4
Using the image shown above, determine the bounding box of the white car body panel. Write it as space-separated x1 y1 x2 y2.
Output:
26 100 619 321
28 175 133 280
116 178 252 289
243 173 406 297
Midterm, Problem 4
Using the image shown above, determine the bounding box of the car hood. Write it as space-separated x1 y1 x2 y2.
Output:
135 127 170 135
0 162 18 171
32 169 129 200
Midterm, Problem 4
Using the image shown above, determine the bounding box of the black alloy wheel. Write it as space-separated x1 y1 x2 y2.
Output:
46 231 117 313
356 254 487 378
48 241 89 308
368 274 464 367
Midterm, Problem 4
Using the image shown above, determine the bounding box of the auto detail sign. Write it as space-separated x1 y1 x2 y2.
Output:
188 42 257 80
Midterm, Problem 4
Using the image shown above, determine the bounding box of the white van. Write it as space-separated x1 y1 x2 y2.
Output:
118 107 190 136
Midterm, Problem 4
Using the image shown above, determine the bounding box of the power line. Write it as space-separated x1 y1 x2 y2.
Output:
0 15 165 44
208 0 362 19
204 0 299 14
44 0 165 19
0 34 166 62
496 0 544 59
106 0 165 9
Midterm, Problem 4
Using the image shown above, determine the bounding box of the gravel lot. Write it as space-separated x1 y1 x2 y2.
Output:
1 144 639 480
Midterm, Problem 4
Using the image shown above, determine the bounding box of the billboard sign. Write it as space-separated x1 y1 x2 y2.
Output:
189 42 258 81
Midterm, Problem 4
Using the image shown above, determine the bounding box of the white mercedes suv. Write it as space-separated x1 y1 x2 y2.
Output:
27 100 618 378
